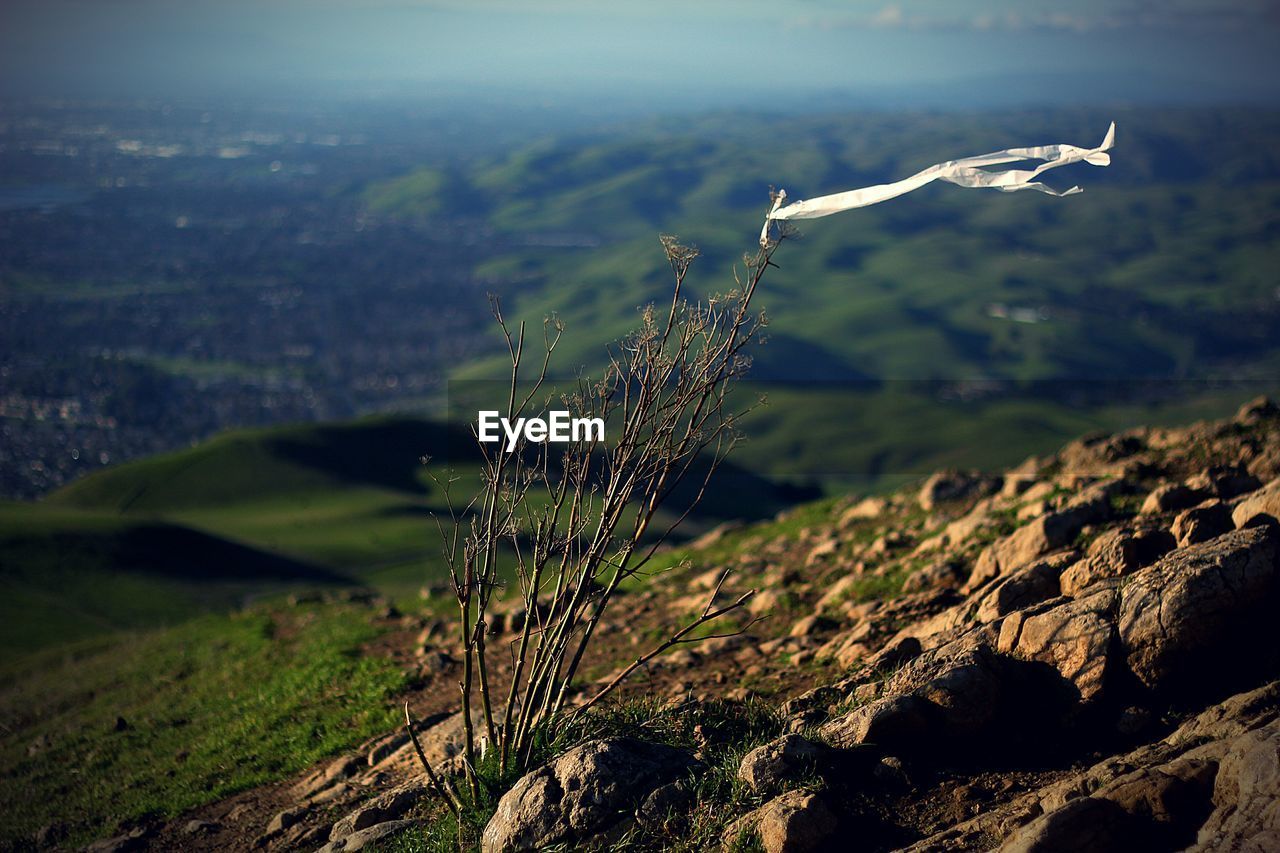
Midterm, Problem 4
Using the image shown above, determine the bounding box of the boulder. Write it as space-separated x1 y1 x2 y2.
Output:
1232 477 1280 529
1058 526 1174 596
266 805 307 836
634 780 693 832
974 553 1072 622
820 646 1007 750
756 790 838 853
967 484 1115 590
1119 526 1280 695
1000 754 1217 853
1140 483 1204 516
1186 464 1261 501
481 738 698 852
83 828 150 853
903 560 966 593
1191 719 1280 850
998 585 1118 703
840 497 887 524
789 615 839 638
737 735 829 795
899 683 1280 852
1170 500 1233 547
820 694 932 749
728 790 838 853
919 469 998 511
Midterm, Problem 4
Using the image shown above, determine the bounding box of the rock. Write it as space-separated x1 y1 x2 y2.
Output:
83 827 150 853
1192 719 1280 850
279 821 333 849
1141 483 1205 516
904 682 1280 852
1170 500 1233 547
1058 526 1174 596
366 730 410 766
816 631 870 669
1119 525 1280 695
481 738 698 852
998 585 1118 703
183 819 220 835
688 520 744 550
869 531 911 555
910 645 1008 738
903 560 965 593
821 646 1006 750
816 575 860 610
757 790 838 853
820 694 932 749
330 783 423 841
974 553 1072 622
919 469 997 511
864 635 923 671
999 794 1158 852
266 805 307 836
789 615 839 638
748 587 789 616
634 780 693 832
1002 752 1220 852
968 485 1114 590
1186 464 1262 501
315 819 417 853
297 753 364 798
732 790 838 853
806 537 839 565
1232 477 1280 529
737 735 828 795
840 496 887 524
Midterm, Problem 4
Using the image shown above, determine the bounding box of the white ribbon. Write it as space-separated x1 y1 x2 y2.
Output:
760 122 1116 246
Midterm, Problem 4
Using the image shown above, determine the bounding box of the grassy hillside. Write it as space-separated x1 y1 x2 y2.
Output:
0 502 348 653
3 414 814 653
0 601 407 848
365 108 1280 485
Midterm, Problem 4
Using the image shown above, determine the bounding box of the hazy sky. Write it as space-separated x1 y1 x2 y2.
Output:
3 0 1278 107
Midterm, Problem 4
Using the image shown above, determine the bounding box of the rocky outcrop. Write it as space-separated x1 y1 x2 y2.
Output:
1118 525 1280 696
967 483 1117 590
481 738 698 852
905 681 1280 851
186 400 1280 853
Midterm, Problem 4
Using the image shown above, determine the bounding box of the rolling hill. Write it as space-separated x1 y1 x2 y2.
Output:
363 107 1280 485
2 414 815 651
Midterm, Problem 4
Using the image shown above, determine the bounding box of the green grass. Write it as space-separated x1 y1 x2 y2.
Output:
0 502 346 653
0 602 409 849
47 416 457 513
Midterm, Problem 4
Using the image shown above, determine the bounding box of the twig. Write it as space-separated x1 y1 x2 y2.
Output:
404 702 464 817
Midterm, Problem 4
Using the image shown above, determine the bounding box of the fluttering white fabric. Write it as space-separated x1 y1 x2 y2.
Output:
760 122 1116 246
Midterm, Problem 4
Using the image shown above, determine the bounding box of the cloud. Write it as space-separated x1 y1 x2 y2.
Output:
785 1 1279 34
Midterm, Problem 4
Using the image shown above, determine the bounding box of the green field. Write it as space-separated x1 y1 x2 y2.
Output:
0 602 407 848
